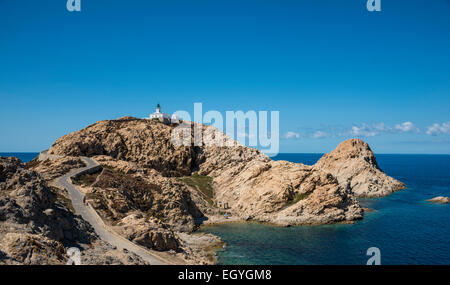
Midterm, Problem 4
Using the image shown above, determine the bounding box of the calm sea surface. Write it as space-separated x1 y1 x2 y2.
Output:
0 153 39 163
2 152 449 264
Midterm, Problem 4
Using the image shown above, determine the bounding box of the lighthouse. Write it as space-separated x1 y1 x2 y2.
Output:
149 103 171 124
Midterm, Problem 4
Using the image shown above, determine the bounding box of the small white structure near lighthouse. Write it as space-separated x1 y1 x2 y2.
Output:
149 104 173 124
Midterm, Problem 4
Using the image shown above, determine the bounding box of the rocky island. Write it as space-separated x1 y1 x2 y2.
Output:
1 117 405 265
427 196 450 204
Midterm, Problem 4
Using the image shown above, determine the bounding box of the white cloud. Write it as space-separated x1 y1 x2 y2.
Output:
283 131 300 139
373 122 389 132
342 121 420 137
394 122 419 133
300 121 423 139
311 131 329 139
426 122 450 136
350 124 378 137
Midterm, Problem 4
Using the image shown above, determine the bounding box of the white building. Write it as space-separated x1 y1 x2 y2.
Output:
149 104 172 124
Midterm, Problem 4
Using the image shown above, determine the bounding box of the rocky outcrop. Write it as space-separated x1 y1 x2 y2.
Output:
197 152 363 225
176 232 224 265
46 118 389 226
27 156 86 181
0 157 147 265
0 157 86 242
27 117 406 264
115 214 180 251
49 118 196 176
0 233 66 265
427 196 450 204
33 155 213 263
314 139 405 197
45 118 404 227
87 166 203 232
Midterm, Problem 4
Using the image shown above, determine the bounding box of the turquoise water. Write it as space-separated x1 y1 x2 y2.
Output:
3 152 450 264
200 154 450 265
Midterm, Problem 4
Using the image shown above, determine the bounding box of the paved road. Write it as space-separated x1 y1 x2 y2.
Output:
55 157 167 265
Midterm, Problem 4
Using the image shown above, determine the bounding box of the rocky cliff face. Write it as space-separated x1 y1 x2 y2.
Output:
195 146 362 225
0 157 146 265
49 117 196 177
314 139 405 197
86 165 202 232
47 118 402 228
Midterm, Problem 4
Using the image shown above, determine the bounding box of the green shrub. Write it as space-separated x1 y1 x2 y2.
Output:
287 192 311 206
71 170 102 186
180 174 214 205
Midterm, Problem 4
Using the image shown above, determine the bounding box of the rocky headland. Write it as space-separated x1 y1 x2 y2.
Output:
2 117 405 264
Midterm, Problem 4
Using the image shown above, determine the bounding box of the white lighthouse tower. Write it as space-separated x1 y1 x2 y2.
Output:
150 103 171 124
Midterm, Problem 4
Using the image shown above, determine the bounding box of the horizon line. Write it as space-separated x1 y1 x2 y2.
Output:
1 151 450 156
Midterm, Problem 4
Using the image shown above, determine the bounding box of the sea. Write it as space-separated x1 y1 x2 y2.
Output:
2 152 449 265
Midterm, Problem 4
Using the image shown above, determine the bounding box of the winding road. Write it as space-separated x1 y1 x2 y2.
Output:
55 156 167 265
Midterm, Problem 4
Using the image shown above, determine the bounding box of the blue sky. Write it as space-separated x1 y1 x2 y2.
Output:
1 0 449 154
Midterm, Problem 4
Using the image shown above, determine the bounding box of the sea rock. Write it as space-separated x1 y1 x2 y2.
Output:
176 232 224 265
314 139 405 197
427 196 450 204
